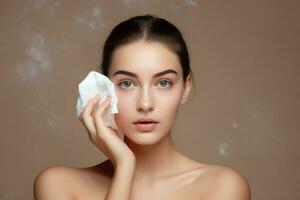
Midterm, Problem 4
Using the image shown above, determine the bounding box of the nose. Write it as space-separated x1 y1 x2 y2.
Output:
136 85 154 113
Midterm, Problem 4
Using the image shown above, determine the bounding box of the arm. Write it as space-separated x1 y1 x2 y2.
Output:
80 95 137 199
104 161 136 200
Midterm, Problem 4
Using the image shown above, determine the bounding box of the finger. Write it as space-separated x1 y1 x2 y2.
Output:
95 96 111 117
79 114 88 129
94 97 111 136
82 95 101 135
83 95 101 116
82 95 102 122
107 126 119 137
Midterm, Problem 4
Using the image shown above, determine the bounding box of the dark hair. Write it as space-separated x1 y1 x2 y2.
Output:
100 14 193 87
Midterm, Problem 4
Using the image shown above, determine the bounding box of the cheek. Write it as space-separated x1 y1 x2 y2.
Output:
114 91 133 124
161 97 180 115
159 92 182 117
115 91 133 112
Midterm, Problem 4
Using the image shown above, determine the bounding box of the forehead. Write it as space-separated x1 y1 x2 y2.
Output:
108 40 182 78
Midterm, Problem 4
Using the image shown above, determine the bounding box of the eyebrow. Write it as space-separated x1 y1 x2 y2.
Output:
112 69 178 78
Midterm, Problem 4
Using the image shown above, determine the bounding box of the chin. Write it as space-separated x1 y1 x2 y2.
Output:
124 129 167 146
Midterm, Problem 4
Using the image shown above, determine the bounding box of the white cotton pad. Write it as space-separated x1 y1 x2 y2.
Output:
76 71 118 130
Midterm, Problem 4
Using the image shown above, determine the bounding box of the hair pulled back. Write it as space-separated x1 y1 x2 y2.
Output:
100 14 193 84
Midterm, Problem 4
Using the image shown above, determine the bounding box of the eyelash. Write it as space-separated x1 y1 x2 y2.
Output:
117 79 173 89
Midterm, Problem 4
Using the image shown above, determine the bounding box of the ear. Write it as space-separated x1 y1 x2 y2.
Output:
180 73 193 104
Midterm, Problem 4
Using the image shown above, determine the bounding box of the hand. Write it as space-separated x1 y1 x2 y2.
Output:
78 95 135 168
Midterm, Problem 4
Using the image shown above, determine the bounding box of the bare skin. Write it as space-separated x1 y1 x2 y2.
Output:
34 157 250 200
33 40 251 200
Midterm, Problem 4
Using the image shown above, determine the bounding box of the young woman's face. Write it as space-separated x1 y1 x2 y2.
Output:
108 40 191 145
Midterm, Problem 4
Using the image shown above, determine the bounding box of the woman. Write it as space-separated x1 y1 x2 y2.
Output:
34 14 251 200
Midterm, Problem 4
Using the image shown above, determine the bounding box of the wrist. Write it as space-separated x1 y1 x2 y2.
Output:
116 158 135 170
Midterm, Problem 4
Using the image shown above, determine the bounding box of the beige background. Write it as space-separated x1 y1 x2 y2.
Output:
1 0 299 199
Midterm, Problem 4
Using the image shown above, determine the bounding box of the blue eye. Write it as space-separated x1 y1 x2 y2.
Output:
118 80 134 89
159 80 173 88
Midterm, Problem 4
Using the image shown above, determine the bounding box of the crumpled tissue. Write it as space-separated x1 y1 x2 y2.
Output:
76 71 118 130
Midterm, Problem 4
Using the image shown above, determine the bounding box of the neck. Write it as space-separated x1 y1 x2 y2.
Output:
124 131 182 184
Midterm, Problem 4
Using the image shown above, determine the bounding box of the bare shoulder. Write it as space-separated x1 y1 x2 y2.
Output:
33 165 78 199
34 160 114 200
196 163 251 200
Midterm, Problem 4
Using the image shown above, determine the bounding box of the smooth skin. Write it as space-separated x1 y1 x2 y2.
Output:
33 40 251 200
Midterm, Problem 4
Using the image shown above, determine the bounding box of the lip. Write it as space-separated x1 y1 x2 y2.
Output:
133 118 158 123
134 122 158 132
133 118 159 132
